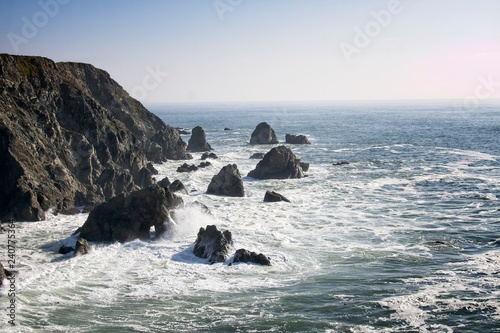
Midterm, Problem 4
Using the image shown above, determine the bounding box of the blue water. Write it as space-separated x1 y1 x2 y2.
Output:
5 101 500 332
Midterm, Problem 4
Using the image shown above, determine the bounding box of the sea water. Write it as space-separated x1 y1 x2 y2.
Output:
1 101 499 332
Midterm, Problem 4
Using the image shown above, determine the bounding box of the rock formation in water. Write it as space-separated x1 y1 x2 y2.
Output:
249 153 265 159
285 134 311 144
264 190 291 203
248 146 305 179
249 122 279 145
0 54 191 221
201 152 218 160
79 186 178 243
193 225 233 263
73 238 90 256
207 164 245 197
187 126 212 152
232 249 271 266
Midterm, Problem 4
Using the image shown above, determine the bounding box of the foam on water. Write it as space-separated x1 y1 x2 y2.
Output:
2 103 500 332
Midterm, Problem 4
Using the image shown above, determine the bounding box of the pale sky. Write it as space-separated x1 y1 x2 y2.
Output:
1 0 499 103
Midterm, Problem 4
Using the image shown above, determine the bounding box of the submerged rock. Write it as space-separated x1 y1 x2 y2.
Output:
177 163 198 173
187 126 213 152
332 161 350 166
249 153 265 159
59 245 75 255
285 134 311 144
193 225 233 263
248 146 305 179
79 186 175 242
201 152 218 160
207 164 245 197
232 249 271 266
250 122 279 145
264 190 291 203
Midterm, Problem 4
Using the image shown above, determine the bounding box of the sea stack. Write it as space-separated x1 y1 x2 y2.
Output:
249 122 279 145
187 126 213 152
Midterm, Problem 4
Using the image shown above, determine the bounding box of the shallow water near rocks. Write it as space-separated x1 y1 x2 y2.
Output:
2 101 499 332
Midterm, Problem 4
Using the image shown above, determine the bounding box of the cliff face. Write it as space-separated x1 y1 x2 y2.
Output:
0 54 191 221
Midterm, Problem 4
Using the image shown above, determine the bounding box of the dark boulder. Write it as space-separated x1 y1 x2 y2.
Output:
169 180 188 195
285 134 311 144
201 152 218 160
59 245 75 254
224 127 232 131
198 161 211 168
264 190 291 203
177 163 198 173
248 146 305 179
157 176 171 188
187 126 213 152
249 122 279 145
249 153 265 159
79 186 175 242
332 161 350 166
232 249 271 266
74 238 90 256
207 164 245 197
193 225 233 263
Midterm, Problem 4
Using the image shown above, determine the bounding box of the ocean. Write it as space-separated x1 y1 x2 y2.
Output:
1 101 499 332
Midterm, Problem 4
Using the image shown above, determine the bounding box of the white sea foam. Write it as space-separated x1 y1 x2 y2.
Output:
3 105 500 332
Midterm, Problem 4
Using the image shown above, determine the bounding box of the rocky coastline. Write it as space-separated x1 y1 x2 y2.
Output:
1 54 312 268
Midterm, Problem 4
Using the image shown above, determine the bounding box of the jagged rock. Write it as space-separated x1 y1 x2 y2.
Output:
157 177 171 188
300 162 310 172
177 163 198 173
264 190 291 203
0 54 190 221
79 186 175 242
73 238 90 256
285 134 311 144
201 152 218 160
187 126 212 152
164 187 184 209
193 225 233 263
249 122 279 145
249 153 265 159
207 164 245 197
169 180 187 195
332 161 350 166
248 146 305 179
58 245 74 254
147 162 158 175
198 161 211 168
232 249 271 266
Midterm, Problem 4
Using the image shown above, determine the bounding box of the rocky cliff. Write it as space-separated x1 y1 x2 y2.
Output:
0 54 191 221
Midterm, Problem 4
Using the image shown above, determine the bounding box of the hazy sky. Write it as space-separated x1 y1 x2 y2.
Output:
1 0 499 103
